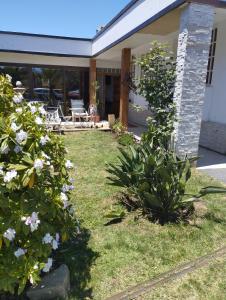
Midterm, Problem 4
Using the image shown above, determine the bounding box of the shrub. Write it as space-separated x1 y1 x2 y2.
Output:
112 119 126 136
133 42 176 148
118 133 135 146
0 75 76 295
107 143 197 224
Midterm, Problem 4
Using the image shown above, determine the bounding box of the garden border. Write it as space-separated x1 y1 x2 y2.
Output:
106 245 226 300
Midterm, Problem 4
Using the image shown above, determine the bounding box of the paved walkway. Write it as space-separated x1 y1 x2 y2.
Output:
197 147 226 184
128 124 226 184
128 124 147 140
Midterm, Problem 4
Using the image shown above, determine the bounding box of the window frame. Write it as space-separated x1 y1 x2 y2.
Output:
206 28 218 86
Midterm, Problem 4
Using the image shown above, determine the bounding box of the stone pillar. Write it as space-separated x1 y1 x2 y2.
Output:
89 59 97 105
120 48 131 128
173 3 214 158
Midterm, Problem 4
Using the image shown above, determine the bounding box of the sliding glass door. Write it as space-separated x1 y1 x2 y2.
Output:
32 67 63 107
0 64 89 112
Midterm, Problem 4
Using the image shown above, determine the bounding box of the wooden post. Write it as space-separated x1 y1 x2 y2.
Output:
119 48 131 128
89 59 97 105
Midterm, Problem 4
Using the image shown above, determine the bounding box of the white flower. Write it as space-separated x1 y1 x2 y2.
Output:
34 159 44 170
16 108 22 114
13 93 23 104
3 228 16 241
4 170 17 183
42 233 59 250
62 184 74 193
55 233 60 242
30 106 37 114
42 152 50 160
42 258 53 273
39 106 46 115
1 145 9 154
11 122 19 132
16 130 28 144
6 74 12 82
14 248 26 258
0 166 4 175
52 239 58 250
24 212 40 232
42 233 53 244
40 135 50 146
65 160 73 169
35 117 43 125
60 192 69 209
14 145 22 153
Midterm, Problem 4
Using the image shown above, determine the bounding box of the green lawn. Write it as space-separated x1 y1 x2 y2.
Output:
61 131 226 300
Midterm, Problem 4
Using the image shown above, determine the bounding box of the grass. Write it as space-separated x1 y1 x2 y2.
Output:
60 131 226 300
140 257 226 300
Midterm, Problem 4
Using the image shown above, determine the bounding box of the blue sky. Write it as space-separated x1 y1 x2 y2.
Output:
0 0 130 38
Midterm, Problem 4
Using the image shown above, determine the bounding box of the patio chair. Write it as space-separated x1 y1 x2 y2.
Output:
70 107 91 122
70 99 91 122
45 107 62 132
70 99 84 109
58 105 72 122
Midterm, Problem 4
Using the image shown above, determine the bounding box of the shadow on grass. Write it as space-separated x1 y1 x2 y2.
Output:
55 227 99 300
204 212 226 225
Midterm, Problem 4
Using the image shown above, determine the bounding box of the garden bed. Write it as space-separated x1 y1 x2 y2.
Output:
63 131 226 300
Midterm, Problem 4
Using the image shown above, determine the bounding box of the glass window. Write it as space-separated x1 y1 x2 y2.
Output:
0 66 31 99
65 69 89 113
32 68 63 106
0 64 89 112
206 28 217 85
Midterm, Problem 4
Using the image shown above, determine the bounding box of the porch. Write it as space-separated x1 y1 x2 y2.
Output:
1 1 226 155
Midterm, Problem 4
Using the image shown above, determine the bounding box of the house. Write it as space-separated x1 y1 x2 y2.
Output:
0 0 226 158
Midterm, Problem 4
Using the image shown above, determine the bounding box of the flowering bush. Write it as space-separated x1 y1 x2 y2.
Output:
0 75 76 295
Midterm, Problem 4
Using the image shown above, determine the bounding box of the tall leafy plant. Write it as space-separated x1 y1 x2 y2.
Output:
134 42 176 148
107 143 197 224
0 75 76 295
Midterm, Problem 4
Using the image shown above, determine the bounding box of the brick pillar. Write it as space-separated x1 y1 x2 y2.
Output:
173 3 214 158
120 48 131 128
89 59 96 105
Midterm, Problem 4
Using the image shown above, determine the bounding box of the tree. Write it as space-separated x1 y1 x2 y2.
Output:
134 41 176 148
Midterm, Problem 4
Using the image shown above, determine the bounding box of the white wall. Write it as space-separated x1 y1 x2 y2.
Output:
92 0 178 55
0 52 121 69
0 52 90 67
128 33 178 125
0 33 92 57
202 18 226 124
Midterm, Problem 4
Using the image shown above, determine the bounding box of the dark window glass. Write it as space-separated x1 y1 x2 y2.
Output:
0 66 31 99
32 68 63 106
65 69 89 112
0 64 89 113
206 28 217 85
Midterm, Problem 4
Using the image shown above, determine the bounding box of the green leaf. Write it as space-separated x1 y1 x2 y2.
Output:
8 164 29 171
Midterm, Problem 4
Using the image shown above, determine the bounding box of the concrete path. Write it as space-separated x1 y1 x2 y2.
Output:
128 124 147 141
128 124 226 184
197 147 226 184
